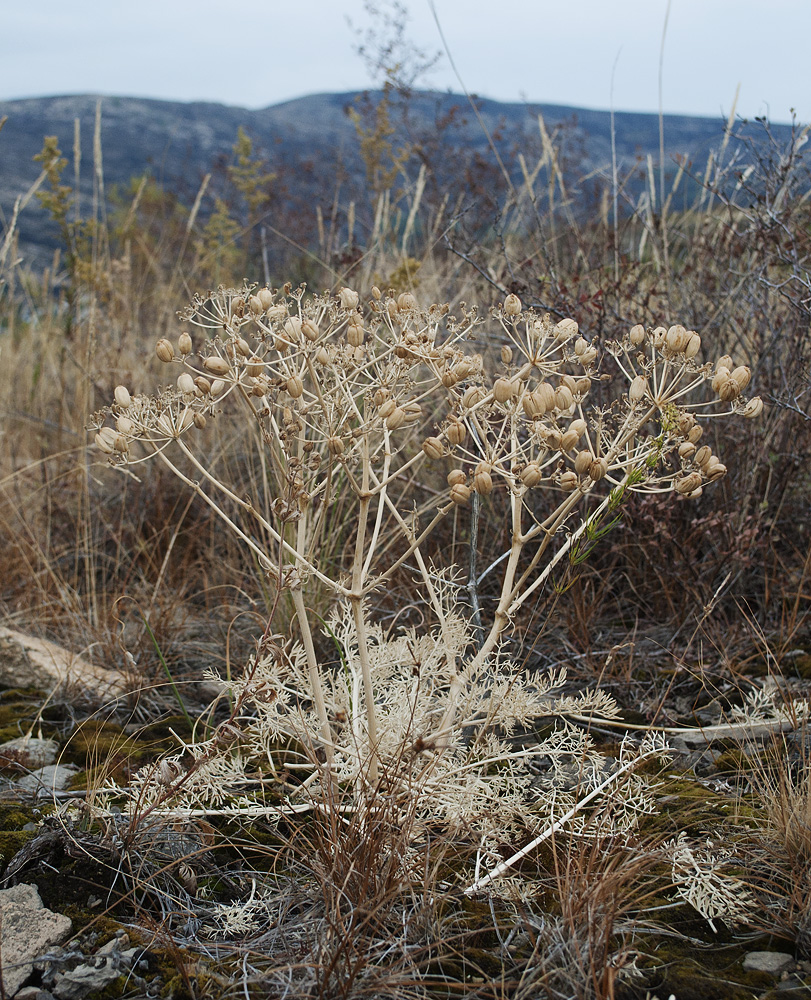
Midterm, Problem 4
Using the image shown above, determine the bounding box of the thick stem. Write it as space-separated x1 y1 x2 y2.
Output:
290 584 334 772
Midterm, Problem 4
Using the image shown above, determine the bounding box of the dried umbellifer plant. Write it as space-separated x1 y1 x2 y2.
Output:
89 283 762 892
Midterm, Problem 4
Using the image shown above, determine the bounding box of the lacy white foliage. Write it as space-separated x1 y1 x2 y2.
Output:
668 833 757 930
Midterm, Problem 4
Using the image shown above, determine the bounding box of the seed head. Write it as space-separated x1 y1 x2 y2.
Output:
574 450 593 475
347 317 365 347
339 287 359 311
302 319 320 342
156 339 174 363
520 463 542 487
327 436 344 456
257 288 274 311
629 324 646 346
447 469 467 487
94 427 118 454
731 365 751 391
178 331 193 356
743 396 763 418
386 406 406 430
462 386 485 408
555 385 574 410
116 415 133 434
397 291 417 311
177 373 195 394
685 332 701 358
554 318 578 341
559 470 579 491
286 375 304 399
450 483 471 505
501 344 513 365
114 385 132 409
210 379 226 398
493 377 516 404
629 375 647 401
204 356 230 376
589 458 608 481
446 418 466 445
247 356 264 378
194 376 211 395
473 463 493 495
504 293 522 316
675 472 703 495
422 437 444 460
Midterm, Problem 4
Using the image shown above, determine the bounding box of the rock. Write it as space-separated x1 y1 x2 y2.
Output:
0 628 125 700
15 988 56 999
0 737 59 770
743 951 796 974
16 764 80 794
0 883 72 996
52 960 123 1000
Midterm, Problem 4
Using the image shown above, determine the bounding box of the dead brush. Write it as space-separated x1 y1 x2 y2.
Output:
88 281 762 900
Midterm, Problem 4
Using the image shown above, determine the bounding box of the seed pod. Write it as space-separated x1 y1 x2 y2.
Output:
560 375 578 393
156 338 174 363
629 324 645 346
716 355 734 372
678 441 696 460
347 318 364 347
580 346 598 365
554 318 578 341
249 294 264 315
454 358 474 379
560 428 580 452
258 288 274 311
203 356 230 376
537 382 556 411
422 437 444 460
705 461 727 481
116 415 134 434
666 325 689 352
193 412 207 429
731 365 751 391
302 319 320 342
652 326 667 347
450 483 471 505
231 337 249 359
520 463 542 487
629 375 647 401
589 458 608 481
504 293 522 316
315 347 330 365
339 287 359 310
711 367 731 392
576 376 591 394
685 332 701 358
719 378 741 402
286 375 304 399
371 285 382 300
94 427 118 453
500 344 513 365
678 413 695 436
446 419 466 445
546 428 562 450
281 315 300 342
252 376 270 397
402 402 422 422
441 369 459 388
675 472 703 495
373 388 390 407
473 463 493 495
177 331 193 356
559 470 579 491
574 450 593 475
687 424 703 444
574 337 589 357
386 406 406 430
694 445 712 469
327 436 344 456
447 469 467 487
462 386 485 408
397 291 417 311
210 378 226 398
569 418 587 439
378 399 396 419
177 373 195 394
244 356 262 378
523 391 544 418
114 434 129 454
114 385 132 409
743 396 763 418
494 377 516 403
191 377 209 396
555 385 574 410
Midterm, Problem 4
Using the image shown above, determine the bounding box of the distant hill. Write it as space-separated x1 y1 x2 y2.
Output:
0 90 798 269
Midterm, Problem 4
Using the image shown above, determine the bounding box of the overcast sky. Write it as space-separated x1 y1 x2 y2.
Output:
1 0 807 124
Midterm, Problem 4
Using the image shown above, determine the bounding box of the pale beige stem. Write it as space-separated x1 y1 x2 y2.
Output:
290 584 334 772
